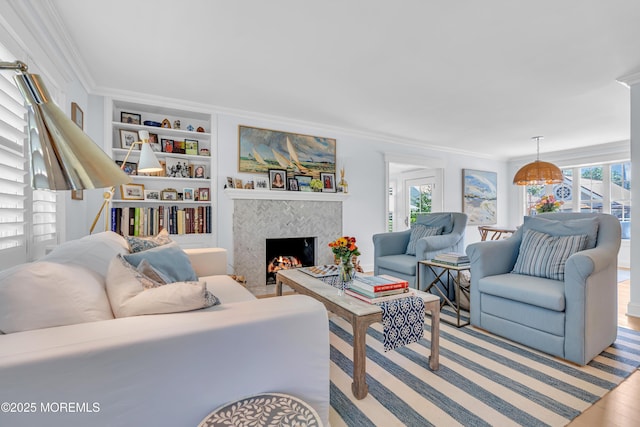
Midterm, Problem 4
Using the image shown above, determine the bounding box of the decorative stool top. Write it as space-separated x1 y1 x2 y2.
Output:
198 392 322 427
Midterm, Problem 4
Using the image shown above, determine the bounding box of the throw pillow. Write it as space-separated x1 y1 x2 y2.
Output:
512 229 588 281
106 255 218 318
123 242 197 283
415 213 454 234
126 229 173 253
136 259 169 285
523 216 599 249
406 224 443 255
0 262 114 334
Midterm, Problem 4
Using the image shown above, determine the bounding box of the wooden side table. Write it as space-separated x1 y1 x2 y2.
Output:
418 260 471 327
478 225 516 241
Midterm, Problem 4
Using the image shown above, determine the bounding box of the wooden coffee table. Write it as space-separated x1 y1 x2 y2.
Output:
276 269 440 400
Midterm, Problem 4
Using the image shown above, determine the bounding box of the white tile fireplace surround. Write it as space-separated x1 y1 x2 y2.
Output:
229 191 345 296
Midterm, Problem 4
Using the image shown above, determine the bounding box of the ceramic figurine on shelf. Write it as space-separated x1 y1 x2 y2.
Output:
186 124 195 132
161 118 171 128
173 120 181 129
197 126 205 133
338 166 349 194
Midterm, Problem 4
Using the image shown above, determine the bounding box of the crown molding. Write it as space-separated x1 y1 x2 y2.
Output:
617 71 640 88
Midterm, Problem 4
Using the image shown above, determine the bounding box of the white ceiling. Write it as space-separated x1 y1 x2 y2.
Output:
43 0 640 159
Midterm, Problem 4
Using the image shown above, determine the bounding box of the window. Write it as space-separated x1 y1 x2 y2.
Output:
0 44 58 269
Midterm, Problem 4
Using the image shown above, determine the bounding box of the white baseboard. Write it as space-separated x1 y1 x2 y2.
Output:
627 301 640 318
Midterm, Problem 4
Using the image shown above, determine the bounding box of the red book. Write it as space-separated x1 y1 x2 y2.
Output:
352 275 409 292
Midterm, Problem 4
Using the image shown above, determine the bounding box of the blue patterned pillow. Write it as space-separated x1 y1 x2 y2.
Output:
512 229 588 280
126 229 173 253
123 242 197 283
405 225 443 255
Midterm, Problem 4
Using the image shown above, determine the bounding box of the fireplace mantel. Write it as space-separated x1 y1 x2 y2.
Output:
224 188 349 202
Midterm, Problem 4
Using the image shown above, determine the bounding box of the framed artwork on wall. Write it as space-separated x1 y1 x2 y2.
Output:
238 125 336 179
71 102 83 129
462 169 497 225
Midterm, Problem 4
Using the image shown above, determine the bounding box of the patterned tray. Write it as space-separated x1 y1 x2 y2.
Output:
298 264 339 278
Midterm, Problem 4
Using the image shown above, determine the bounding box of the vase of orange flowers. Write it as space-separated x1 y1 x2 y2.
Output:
535 195 563 213
329 236 360 290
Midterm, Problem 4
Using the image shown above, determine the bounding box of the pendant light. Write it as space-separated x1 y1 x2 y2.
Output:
513 136 563 185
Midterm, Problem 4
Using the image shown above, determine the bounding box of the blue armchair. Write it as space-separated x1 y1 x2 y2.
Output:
372 212 468 291
466 213 621 365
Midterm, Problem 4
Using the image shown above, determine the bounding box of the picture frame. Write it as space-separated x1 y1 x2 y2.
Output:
183 188 195 201
238 125 336 176
161 188 179 201
191 162 208 179
144 190 160 200
121 111 141 125
71 189 83 200
121 183 145 200
269 169 287 190
71 102 83 129
161 138 174 153
148 133 161 152
288 177 299 191
173 140 186 154
462 169 497 226
119 129 139 149
235 178 243 189
320 172 336 192
165 156 190 178
226 177 235 188
116 160 137 176
185 139 199 155
256 177 268 189
198 187 210 201
295 175 312 192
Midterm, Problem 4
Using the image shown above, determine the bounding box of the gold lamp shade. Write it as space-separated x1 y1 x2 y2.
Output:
513 136 563 186
13 70 130 190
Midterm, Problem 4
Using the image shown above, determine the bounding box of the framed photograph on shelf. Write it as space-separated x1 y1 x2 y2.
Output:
121 183 145 200
320 172 336 192
144 190 160 200
269 169 286 190
165 156 190 178
173 140 186 154
256 177 268 189
116 160 137 176
288 178 299 191
226 177 235 188
161 188 179 201
148 133 161 152
183 188 195 201
121 111 141 124
119 129 139 149
185 139 198 155
234 178 243 189
198 187 210 201
71 102 83 129
161 138 174 153
295 175 312 192
191 162 208 179
462 169 497 225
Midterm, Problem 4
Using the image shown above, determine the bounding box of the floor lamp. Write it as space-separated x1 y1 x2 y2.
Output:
90 130 162 233
0 60 130 190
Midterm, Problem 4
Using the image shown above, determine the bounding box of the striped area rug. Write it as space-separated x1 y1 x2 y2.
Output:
329 309 640 426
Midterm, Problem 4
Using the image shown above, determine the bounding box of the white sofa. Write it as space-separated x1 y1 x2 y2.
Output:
0 232 329 427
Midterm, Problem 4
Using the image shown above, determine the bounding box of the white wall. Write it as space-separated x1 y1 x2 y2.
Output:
215 112 509 273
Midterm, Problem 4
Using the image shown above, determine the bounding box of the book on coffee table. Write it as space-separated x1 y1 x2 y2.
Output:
345 287 414 304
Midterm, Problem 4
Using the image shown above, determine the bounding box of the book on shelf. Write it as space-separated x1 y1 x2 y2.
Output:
110 205 212 236
348 282 408 299
345 288 415 304
351 274 409 292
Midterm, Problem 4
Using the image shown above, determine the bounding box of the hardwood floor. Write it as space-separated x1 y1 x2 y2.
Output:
568 278 640 426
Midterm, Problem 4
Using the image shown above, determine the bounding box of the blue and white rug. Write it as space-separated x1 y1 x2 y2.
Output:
329 308 640 426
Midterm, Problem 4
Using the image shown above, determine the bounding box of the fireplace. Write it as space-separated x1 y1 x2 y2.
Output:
265 237 316 284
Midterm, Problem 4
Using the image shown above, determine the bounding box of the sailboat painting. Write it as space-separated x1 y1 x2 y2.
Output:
238 125 336 177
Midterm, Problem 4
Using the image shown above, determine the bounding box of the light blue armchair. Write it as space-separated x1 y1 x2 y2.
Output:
373 212 468 292
466 213 621 365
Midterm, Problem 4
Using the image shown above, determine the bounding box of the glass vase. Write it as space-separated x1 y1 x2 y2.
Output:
338 256 355 295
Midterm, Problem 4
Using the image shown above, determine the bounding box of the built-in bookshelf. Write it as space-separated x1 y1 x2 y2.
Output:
106 98 216 247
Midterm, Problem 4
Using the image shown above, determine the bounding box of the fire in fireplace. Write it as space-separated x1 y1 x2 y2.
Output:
265 237 316 284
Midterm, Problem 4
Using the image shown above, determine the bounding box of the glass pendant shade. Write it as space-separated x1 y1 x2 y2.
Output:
513 136 563 186
13 72 130 190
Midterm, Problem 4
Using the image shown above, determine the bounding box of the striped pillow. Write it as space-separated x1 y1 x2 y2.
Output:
512 229 588 280
405 225 442 255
